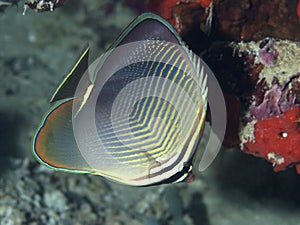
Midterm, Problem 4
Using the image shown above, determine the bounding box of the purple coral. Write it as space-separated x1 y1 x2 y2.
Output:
249 74 300 119
259 39 279 66
250 83 282 119
279 73 300 111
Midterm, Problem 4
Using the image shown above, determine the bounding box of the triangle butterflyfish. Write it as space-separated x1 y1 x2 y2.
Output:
32 13 209 186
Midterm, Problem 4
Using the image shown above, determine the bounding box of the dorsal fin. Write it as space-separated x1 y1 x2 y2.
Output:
51 14 184 103
50 44 89 103
108 12 184 49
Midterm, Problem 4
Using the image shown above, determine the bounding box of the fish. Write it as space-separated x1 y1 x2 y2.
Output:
32 12 209 186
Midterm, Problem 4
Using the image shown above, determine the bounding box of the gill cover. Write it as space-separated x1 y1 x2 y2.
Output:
32 13 208 186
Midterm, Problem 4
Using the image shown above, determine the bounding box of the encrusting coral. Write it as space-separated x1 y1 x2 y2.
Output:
147 0 300 174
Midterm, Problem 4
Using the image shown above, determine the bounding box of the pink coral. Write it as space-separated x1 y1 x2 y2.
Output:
258 40 279 66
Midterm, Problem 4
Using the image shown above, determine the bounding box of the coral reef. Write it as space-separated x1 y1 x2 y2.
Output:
244 107 300 173
204 39 300 173
24 0 65 13
148 0 300 42
147 0 300 173
147 0 212 37
213 0 300 41
235 40 300 173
